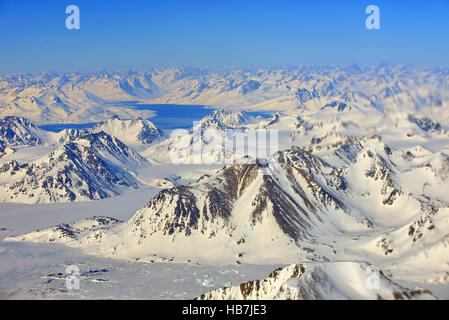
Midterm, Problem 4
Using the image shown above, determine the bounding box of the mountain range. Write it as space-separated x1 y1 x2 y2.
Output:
1 65 449 299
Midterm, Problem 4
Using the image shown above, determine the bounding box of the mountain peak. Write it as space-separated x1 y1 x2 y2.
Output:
92 116 163 149
199 108 255 130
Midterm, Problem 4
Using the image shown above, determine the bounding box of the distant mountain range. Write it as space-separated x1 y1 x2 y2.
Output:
1 66 448 124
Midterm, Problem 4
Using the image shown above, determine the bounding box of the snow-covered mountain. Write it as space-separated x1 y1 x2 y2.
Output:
0 131 147 203
197 108 256 130
0 113 166 152
197 262 435 300
92 116 163 150
2 65 449 299
53 128 87 145
9 216 123 243
72 131 149 169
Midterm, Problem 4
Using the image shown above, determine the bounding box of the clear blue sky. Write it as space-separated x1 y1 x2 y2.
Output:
0 0 448 73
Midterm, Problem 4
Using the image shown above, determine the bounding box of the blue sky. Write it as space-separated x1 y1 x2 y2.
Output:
0 0 448 72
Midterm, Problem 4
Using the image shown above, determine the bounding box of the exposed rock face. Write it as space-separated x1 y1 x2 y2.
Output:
9 216 123 243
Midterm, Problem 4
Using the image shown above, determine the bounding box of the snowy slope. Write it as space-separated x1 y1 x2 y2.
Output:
197 262 435 300
1 66 448 124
